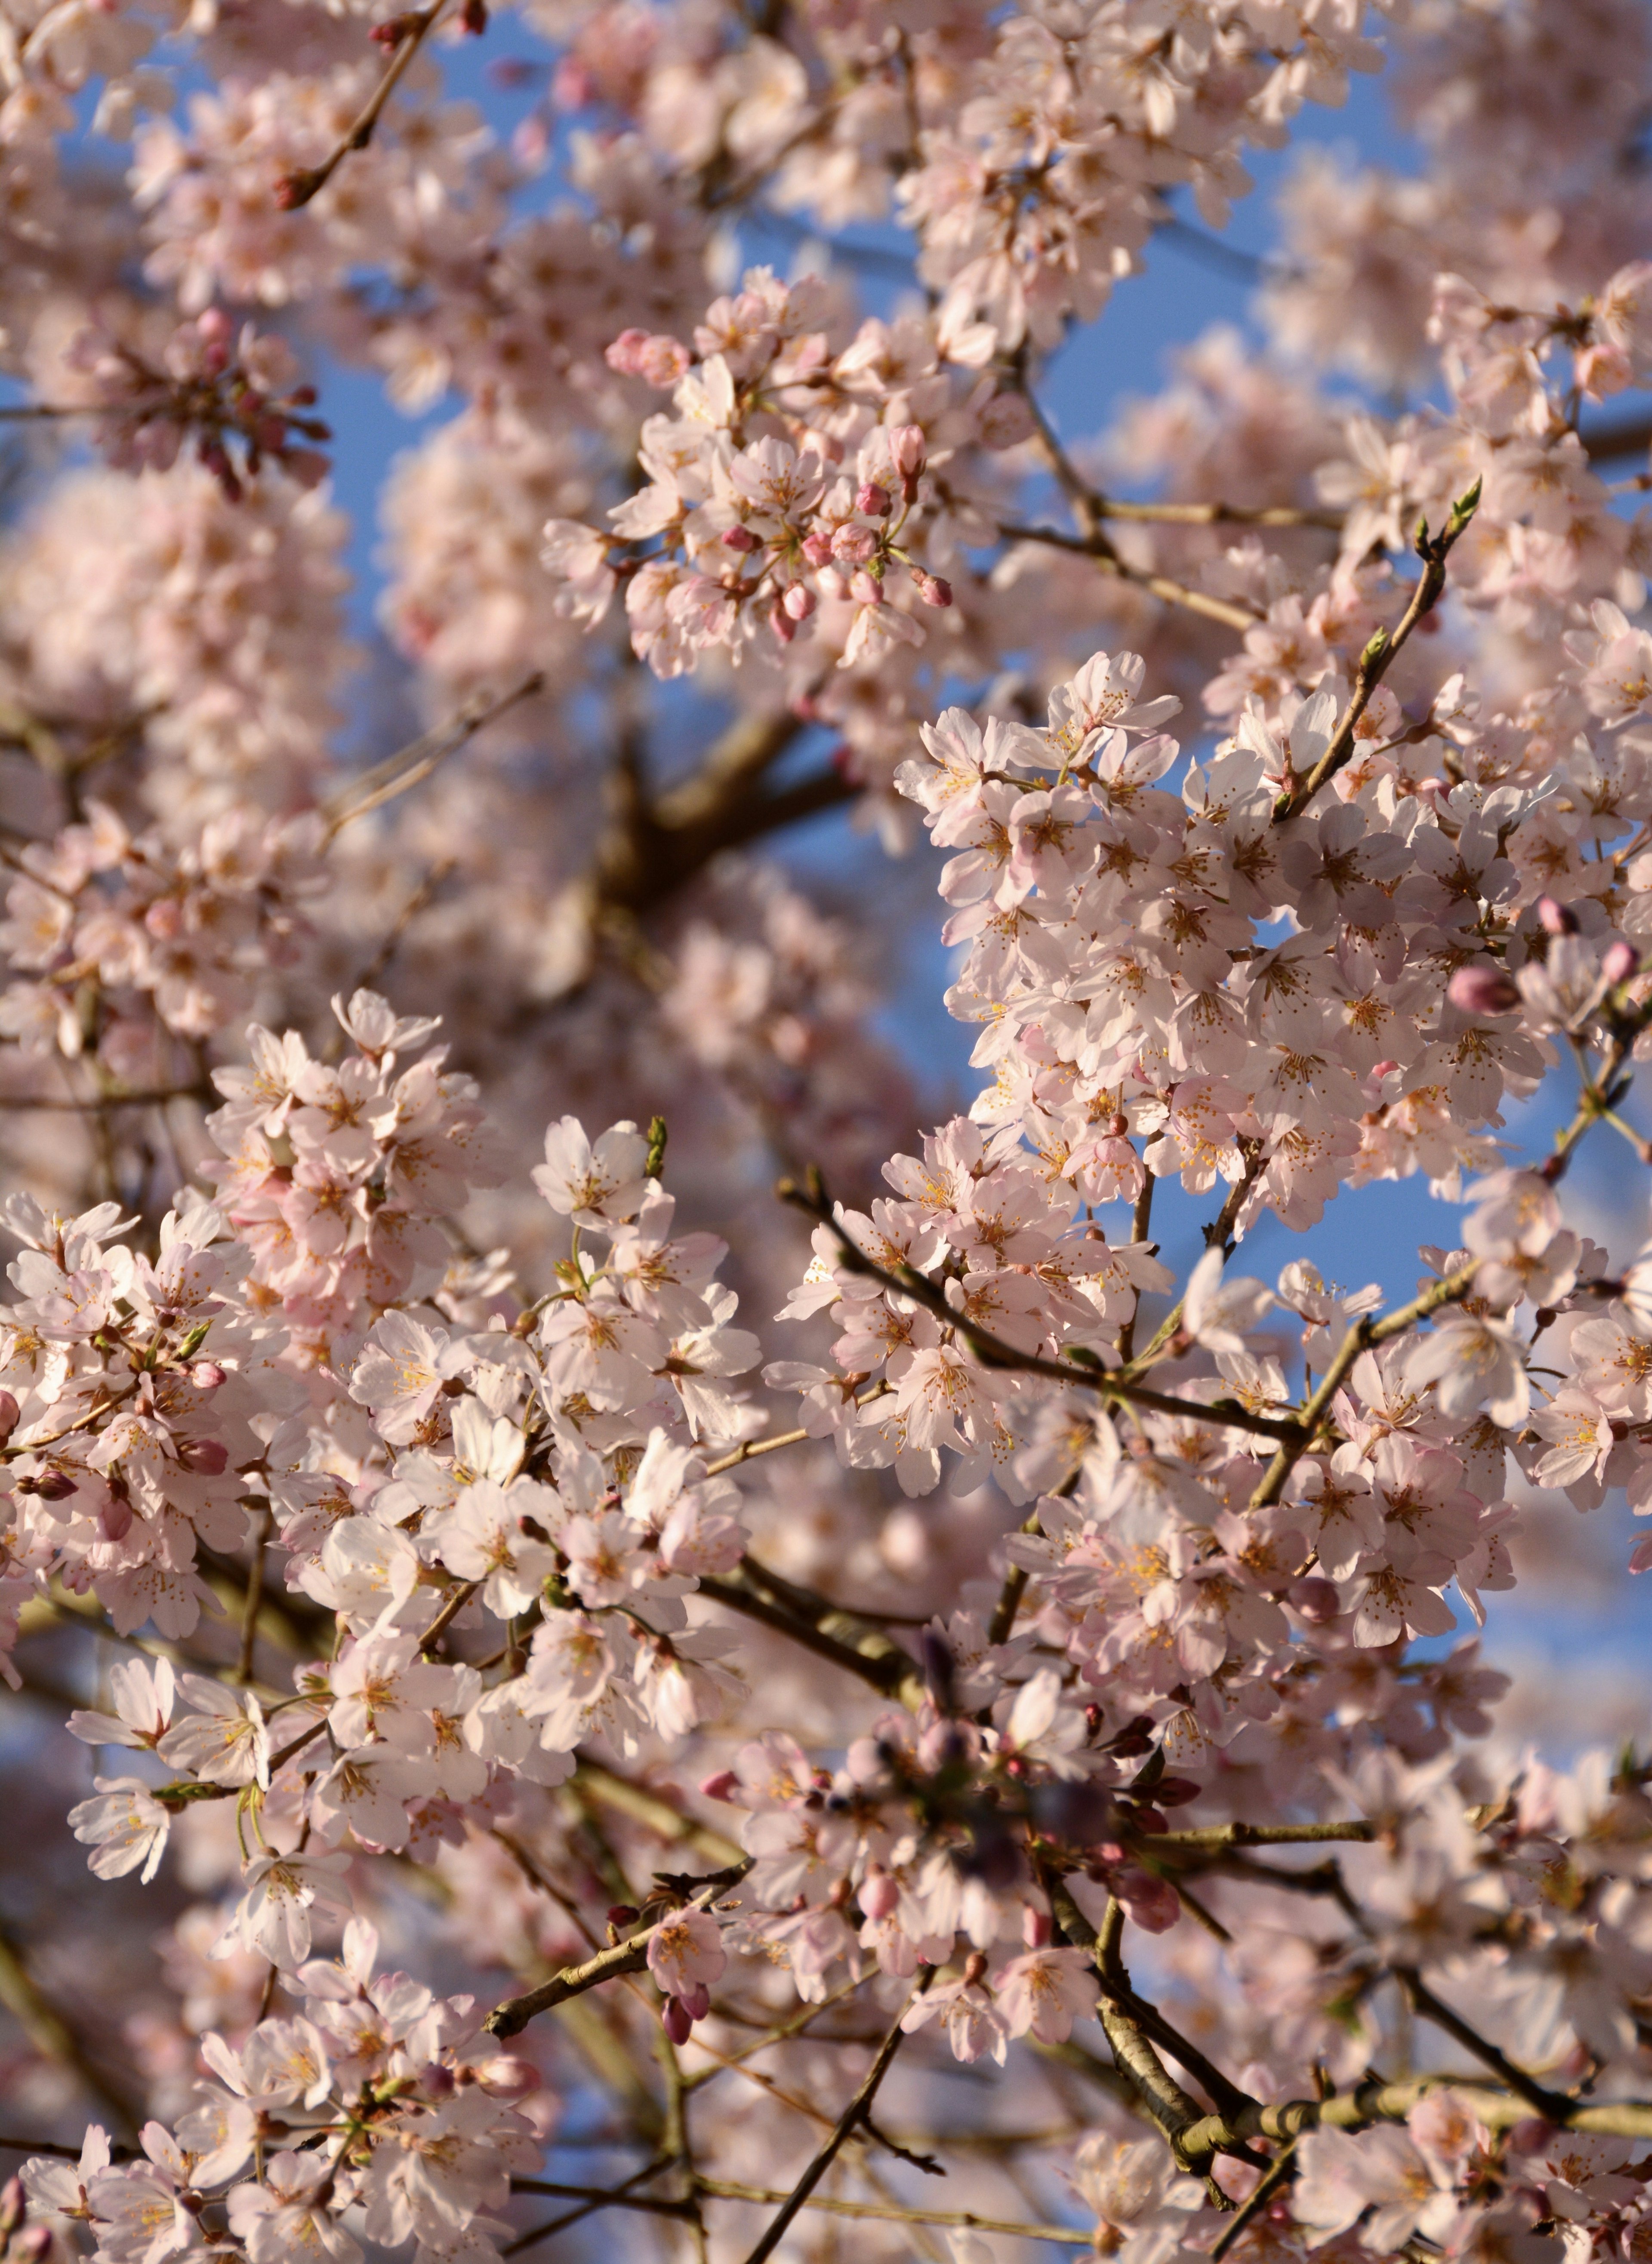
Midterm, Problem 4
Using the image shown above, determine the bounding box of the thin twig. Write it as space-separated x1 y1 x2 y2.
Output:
277 3 451 210
737 1973 931 2264
321 674 544 838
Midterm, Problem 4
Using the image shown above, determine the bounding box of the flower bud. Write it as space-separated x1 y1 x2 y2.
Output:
914 571 952 607
698 1770 738 1801
607 1904 639 1927
848 568 883 607
781 582 815 622
801 529 834 568
662 1996 693 2045
1603 939 1640 985
473 2055 539 2099
99 1494 133 1542
191 1362 227 1392
1022 1905 1051 1949
855 480 891 517
859 1867 899 1920
1535 894 1578 936
461 0 488 32
33 1469 77 1501
1288 1575 1341 1623
887 423 927 484
0 1391 18 1448
419 2061 456 2099
681 1981 711 2021
15 2229 49 2264
721 525 759 552
179 1437 229 1475
767 600 796 645
1447 965 1519 1015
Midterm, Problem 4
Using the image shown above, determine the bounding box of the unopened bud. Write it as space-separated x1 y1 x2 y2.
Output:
14 2229 49 2263
767 600 797 645
800 529 834 568
99 1494 133 1542
914 570 952 608
855 480 891 517
1448 965 1519 1016
418 2061 455 2099
0 2175 24 2237
781 582 815 622
461 0 488 31
1288 1576 1341 1624
191 1362 227 1392
887 422 927 486
662 1996 693 2045
0 1391 18 1448
1535 895 1578 936
860 1867 899 1920
472 2055 539 2099
1603 939 1640 986
698 1770 738 1802
848 568 883 607
34 1469 77 1501
1022 1905 1051 1949
179 1437 229 1475
606 1904 639 1927
721 525 759 552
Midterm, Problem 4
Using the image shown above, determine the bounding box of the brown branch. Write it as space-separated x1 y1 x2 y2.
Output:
0 1917 140 2135
996 522 1261 633
276 2 450 210
573 1761 744 1866
483 1862 752 2039
321 673 545 838
737 1973 931 2264
698 2181 1093 2243
1393 1967 1572 2120
1582 412 1652 463
778 1171 1304 1442
698 1568 927 1709
417 1577 481 1657
1246 1263 1477 1511
1270 481 1481 821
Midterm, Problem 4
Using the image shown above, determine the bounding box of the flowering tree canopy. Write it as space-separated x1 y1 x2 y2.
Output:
2 0 1652 2257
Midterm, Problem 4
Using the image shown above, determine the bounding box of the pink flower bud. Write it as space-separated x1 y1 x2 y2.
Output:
0 2174 23 2236
0 1391 18 1447
1022 1905 1052 1948
768 600 797 645
179 1437 229 1475
1535 895 1578 936
419 2061 456 2098
99 1494 133 1542
1288 1576 1341 1623
681 1981 711 2021
801 529 835 568
781 582 815 621
1603 939 1640 985
662 1996 693 2045
473 2055 539 2098
848 568 883 606
636 335 690 387
604 329 650 376
33 1469 77 1501
914 571 953 607
699 1770 738 1801
855 480 891 517
15 2230 50 2264
191 1362 227 1392
144 897 182 940
860 1867 899 1920
721 525 759 552
1448 965 1520 1016
887 423 927 483
607 1904 639 1927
